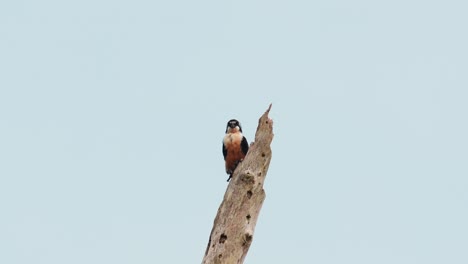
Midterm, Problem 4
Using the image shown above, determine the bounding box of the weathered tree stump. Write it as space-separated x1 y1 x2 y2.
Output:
203 104 274 264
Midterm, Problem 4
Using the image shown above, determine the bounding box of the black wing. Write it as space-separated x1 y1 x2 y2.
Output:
222 142 227 160
241 136 249 155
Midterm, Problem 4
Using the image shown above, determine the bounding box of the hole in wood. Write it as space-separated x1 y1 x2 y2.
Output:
242 174 255 184
247 190 253 199
242 233 253 246
246 214 251 223
219 233 227 244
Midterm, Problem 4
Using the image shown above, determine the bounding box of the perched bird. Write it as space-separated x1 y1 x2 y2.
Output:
222 119 249 182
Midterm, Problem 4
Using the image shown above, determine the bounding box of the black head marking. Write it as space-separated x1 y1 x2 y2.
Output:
226 119 243 133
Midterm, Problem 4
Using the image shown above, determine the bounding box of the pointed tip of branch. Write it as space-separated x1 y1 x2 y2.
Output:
261 104 272 120
257 104 274 136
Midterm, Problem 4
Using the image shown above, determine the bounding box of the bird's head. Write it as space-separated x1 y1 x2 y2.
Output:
225 119 242 133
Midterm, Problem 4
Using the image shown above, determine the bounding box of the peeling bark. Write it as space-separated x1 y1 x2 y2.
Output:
203 104 274 264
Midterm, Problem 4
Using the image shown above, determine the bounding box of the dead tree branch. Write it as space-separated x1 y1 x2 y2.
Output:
203 104 274 264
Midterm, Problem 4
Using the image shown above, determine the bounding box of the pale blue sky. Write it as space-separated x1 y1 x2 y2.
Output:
1 0 467 263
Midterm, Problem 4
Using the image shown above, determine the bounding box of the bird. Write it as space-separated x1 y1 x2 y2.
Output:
222 119 249 182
